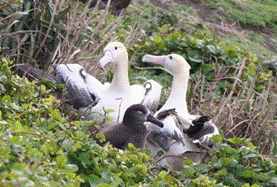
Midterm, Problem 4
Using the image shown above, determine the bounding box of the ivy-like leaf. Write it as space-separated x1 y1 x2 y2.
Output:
56 155 68 167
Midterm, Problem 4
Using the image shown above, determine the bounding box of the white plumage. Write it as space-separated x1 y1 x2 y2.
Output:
143 54 219 171
57 42 162 126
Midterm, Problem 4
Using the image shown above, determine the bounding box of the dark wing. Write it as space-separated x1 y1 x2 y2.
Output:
184 117 220 148
56 64 101 109
13 64 63 84
156 109 192 141
14 64 100 110
147 109 185 150
183 116 210 138
65 79 96 109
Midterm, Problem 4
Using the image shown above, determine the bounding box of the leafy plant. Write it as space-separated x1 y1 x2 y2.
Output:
183 138 277 187
0 57 180 186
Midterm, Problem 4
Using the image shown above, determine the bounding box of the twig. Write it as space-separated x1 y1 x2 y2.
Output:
8 131 54 142
214 58 246 122
225 119 249 136
34 3 57 60
0 30 50 38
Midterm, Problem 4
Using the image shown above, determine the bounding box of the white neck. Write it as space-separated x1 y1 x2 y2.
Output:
161 69 189 116
108 53 130 93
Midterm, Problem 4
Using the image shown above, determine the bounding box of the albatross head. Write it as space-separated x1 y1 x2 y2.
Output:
100 42 128 68
123 104 164 128
142 54 191 75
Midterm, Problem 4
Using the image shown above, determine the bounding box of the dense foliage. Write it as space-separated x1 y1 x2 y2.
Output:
1 57 277 186
0 58 158 186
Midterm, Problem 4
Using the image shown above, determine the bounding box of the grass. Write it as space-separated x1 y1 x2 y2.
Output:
200 0 277 27
184 0 277 58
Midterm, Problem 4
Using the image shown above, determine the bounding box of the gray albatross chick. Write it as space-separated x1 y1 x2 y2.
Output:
94 104 164 150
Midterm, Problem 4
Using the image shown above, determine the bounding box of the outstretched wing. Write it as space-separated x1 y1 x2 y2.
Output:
56 64 103 109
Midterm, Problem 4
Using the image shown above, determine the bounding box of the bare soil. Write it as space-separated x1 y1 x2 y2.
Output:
149 0 277 54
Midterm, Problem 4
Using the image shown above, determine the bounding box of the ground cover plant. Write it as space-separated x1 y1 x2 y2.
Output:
1 0 277 186
197 0 277 28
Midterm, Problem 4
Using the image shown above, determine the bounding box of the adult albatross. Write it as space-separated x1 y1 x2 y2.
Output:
142 54 219 171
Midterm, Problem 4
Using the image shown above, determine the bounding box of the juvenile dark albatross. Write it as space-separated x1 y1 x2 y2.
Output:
93 104 164 150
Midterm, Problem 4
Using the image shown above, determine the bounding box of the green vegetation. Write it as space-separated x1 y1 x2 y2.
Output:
1 0 277 186
0 58 172 186
201 0 277 27
186 0 277 58
1 57 277 186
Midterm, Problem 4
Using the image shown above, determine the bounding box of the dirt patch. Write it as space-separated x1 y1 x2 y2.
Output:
148 0 277 54
175 0 275 35
148 0 174 10
175 0 218 22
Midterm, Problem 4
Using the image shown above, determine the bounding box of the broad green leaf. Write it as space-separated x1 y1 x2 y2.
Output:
183 158 193 165
51 109 65 122
228 137 245 144
217 168 227 176
257 173 269 181
56 155 67 167
97 183 110 187
241 169 254 178
2 95 12 104
11 121 22 131
88 174 101 186
210 135 223 143
47 122 58 130
183 167 195 178
65 164 79 172
220 157 231 165
95 133 106 143
158 170 167 178
42 142 58 155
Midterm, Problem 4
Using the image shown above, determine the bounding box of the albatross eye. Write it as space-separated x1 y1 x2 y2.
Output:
115 47 118 50
169 56 173 60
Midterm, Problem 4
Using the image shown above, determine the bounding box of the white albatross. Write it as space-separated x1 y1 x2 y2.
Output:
142 54 219 171
56 42 162 126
